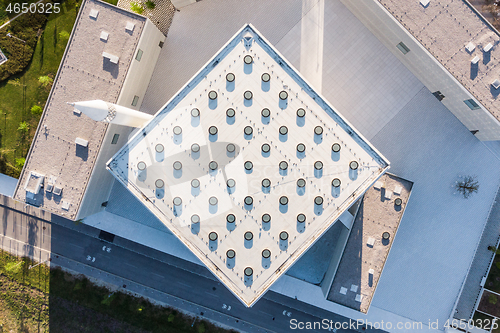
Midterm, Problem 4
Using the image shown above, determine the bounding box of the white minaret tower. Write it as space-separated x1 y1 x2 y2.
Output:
68 100 153 128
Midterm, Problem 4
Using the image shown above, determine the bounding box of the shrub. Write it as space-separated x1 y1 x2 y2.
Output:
31 105 43 115
59 30 70 40
130 2 144 14
38 75 53 87
489 293 498 305
17 121 28 133
14 157 25 169
145 0 155 9
0 10 48 82
167 313 174 322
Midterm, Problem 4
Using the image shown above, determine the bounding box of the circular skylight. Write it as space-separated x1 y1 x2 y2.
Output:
173 197 182 206
262 249 271 258
244 196 253 205
297 213 306 223
209 196 218 206
350 161 359 170
261 108 270 117
244 126 253 136
173 126 182 135
297 108 306 117
244 231 253 240
209 161 218 170
173 161 182 170
279 126 288 135
226 108 235 117
297 178 306 188
244 267 253 276
244 161 253 170
191 143 200 153
279 91 288 100
315 196 323 205
208 91 217 100
227 249 235 258
297 143 305 153
262 143 270 153
262 213 271 223
262 178 271 188
209 126 218 135
191 108 200 117
226 214 235 223
332 143 341 153
280 196 288 205
137 161 146 170
191 214 200 224
244 91 253 100
155 179 164 188
280 231 289 240
227 143 235 153
314 161 323 170
244 55 253 64
314 126 323 135
209 231 218 241
191 179 200 188
261 73 270 82
332 178 341 187
227 179 236 188
279 161 288 170
155 144 164 153
226 73 235 82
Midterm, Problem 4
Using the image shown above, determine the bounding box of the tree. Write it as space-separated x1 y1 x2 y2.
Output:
130 2 144 14
38 75 53 87
145 0 155 9
31 105 43 115
455 175 479 199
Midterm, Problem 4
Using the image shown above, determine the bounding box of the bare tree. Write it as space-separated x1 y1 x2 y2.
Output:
456 175 479 199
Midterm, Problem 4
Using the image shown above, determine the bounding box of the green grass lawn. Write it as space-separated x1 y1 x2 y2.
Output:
0 251 233 332
0 0 78 177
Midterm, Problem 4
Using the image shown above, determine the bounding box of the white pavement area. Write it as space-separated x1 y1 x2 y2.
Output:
0 174 17 197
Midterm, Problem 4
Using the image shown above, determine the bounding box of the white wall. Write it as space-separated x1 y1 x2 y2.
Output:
118 19 166 111
340 0 500 141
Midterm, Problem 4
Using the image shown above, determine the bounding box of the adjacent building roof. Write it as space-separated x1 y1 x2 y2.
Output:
14 0 146 219
378 0 500 121
107 24 390 307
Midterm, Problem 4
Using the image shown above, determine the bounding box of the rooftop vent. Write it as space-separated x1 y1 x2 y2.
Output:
89 9 99 19
53 186 62 196
471 56 480 65
484 43 493 53
492 79 500 90
102 52 119 64
420 0 430 7
466 42 476 53
125 21 135 32
61 201 70 211
395 198 403 206
24 171 45 195
75 137 88 147
100 31 109 41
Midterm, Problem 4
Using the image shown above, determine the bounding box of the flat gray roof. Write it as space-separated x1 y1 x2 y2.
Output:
328 173 413 313
14 0 145 219
379 0 500 122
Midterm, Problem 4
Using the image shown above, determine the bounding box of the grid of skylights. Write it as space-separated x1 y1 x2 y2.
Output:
107 25 389 307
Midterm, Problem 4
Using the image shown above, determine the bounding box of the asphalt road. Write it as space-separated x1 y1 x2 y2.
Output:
0 197 383 333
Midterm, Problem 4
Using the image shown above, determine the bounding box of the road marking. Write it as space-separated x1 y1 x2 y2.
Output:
124 262 137 268
177 282 190 288
205 291 219 298
151 272 163 279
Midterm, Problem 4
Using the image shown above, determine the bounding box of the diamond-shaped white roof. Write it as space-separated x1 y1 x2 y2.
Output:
107 24 389 307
